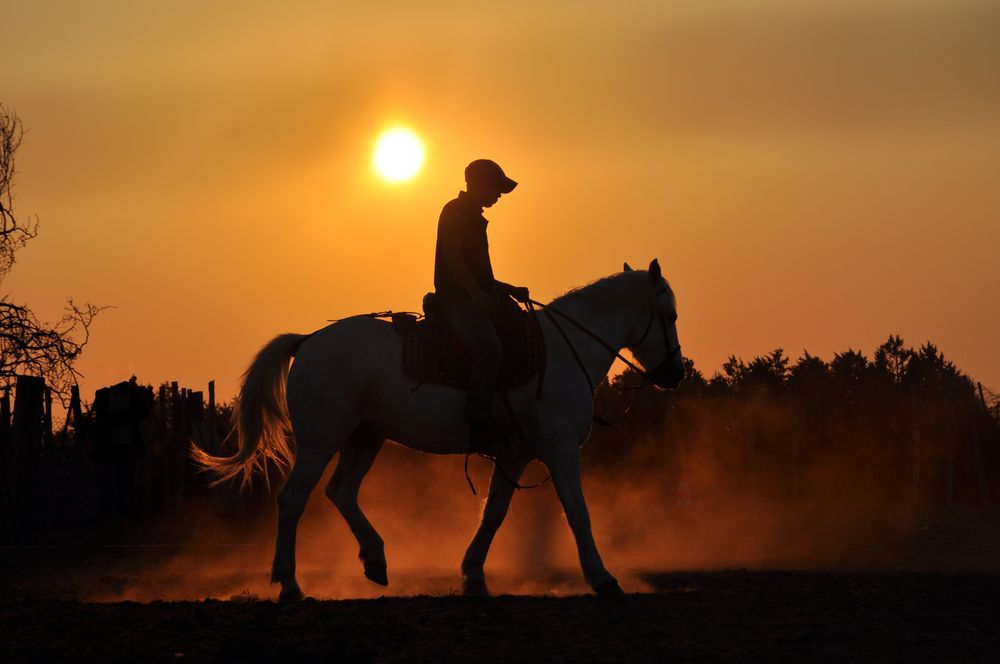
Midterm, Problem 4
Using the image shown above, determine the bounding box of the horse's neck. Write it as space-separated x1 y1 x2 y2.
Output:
550 284 643 386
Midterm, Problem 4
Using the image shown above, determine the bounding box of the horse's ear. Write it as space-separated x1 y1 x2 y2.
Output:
623 262 634 272
648 258 661 282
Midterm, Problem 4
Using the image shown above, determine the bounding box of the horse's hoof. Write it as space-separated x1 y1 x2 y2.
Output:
278 585 304 604
595 579 624 597
364 562 388 586
462 577 490 597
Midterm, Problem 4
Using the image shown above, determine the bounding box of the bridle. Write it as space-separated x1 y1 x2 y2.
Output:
527 281 682 394
632 284 683 385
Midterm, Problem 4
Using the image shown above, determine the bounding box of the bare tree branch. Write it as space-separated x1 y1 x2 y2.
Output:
1 104 101 405
0 104 39 285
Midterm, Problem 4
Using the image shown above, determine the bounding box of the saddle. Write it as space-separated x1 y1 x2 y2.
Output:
395 293 545 391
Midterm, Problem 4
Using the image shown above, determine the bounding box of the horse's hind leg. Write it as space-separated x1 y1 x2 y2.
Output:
271 432 341 603
325 425 387 585
461 458 528 596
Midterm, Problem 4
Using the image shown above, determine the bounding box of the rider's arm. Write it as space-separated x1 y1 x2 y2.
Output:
494 280 530 303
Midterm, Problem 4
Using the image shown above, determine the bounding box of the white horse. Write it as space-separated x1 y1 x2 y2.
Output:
194 259 683 601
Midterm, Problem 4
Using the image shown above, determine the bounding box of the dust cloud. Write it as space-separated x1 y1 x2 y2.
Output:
87 407 999 602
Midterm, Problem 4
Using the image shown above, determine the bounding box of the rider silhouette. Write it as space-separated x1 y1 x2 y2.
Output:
434 159 529 452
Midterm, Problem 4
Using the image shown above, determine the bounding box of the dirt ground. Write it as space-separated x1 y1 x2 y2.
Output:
4 476 1000 663
2 544 999 662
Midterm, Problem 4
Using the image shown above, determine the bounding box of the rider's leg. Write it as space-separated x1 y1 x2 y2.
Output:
461 458 528 595
440 299 503 425
324 425 387 585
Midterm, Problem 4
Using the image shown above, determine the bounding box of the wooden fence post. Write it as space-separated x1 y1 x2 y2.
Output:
158 384 169 514
0 388 10 439
0 387 12 540
208 380 218 454
138 385 153 523
0 387 10 449
171 382 184 515
43 387 53 448
68 383 86 494
65 385 81 448
11 375 46 542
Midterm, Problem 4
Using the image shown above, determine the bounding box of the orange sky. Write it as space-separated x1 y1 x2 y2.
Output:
2 0 999 401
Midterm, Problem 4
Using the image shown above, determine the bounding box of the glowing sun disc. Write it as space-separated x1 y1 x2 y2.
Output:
373 128 425 182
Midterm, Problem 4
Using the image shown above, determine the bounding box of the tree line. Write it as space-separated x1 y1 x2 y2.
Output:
588 335 999 506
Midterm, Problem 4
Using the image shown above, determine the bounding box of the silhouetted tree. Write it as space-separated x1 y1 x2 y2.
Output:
905 342 972 398
788 351 829 391
743 348 789 395
873 334 912 384
0 104 101 403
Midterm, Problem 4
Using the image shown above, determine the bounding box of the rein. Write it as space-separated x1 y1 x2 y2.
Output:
527 293 680 390
529 298 647 384
526 290 681 429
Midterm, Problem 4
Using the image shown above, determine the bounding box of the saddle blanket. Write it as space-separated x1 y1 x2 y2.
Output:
398 311 545 391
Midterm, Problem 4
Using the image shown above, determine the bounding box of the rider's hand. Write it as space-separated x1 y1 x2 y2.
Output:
509 286 530 303
471 289 494 314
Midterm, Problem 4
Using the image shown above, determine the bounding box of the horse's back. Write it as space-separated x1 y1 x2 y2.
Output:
287 316 400 402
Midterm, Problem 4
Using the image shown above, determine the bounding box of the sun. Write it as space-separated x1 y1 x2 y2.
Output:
372 127 425 183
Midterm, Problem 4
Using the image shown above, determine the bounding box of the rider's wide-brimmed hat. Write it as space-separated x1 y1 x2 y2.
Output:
465 159 518 194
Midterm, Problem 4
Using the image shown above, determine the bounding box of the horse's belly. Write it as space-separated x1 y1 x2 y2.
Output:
369 376 470 454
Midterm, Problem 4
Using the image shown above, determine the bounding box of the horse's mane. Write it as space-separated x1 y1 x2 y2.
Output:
551 270 675 311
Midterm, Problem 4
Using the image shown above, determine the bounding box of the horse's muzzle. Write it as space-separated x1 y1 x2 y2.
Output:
649 356 685 390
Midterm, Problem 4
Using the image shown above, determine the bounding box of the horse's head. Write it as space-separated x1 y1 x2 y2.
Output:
623 258 685 389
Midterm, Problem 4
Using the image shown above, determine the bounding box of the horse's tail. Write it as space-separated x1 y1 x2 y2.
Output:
191 332 310 490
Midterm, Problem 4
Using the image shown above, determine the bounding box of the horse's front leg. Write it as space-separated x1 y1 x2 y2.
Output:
544 444 622 595
461 458 528 596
